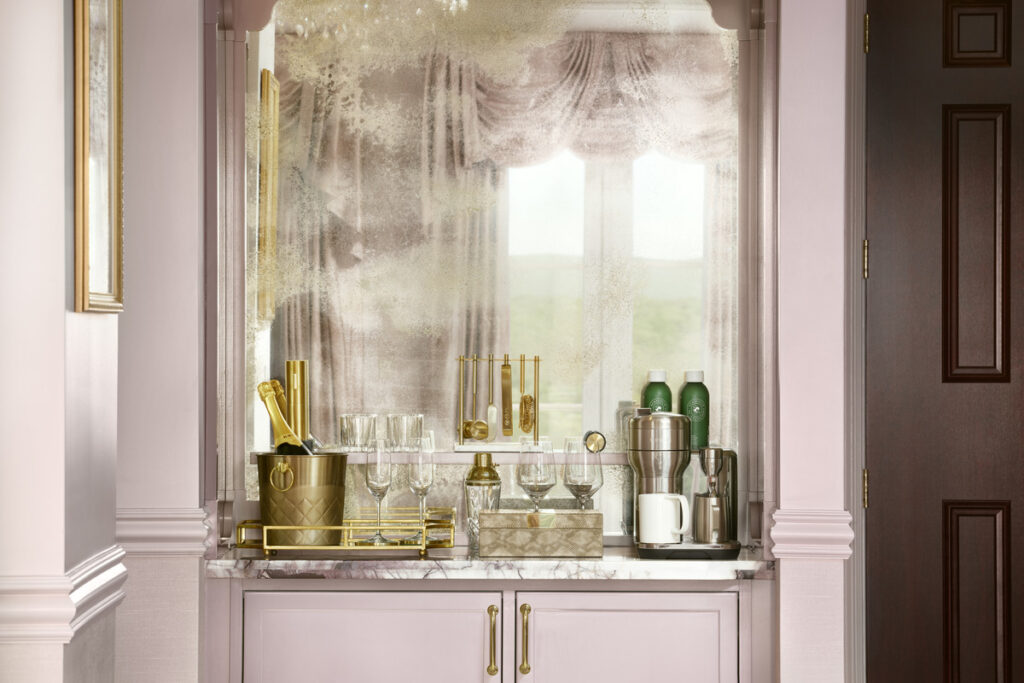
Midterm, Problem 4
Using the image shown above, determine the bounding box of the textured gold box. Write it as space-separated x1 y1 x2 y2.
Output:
477 510 603 558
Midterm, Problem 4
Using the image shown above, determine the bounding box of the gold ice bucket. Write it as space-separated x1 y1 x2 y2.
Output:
256 452 347 546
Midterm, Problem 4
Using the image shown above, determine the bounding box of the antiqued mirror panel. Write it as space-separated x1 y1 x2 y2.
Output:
242 1 749 507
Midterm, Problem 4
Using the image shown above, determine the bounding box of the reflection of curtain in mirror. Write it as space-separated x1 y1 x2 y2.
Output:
421 55 506 439
274 69 365 439
274 44 505 444
274 30 738 447
703 160 738 449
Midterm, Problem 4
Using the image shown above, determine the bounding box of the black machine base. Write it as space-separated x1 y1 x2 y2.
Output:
636 541 742 560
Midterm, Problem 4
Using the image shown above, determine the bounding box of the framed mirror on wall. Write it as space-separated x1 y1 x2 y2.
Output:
75 0 124 313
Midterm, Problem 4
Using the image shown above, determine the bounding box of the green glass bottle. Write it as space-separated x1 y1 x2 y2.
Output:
679 370 709 449
641 370 672 413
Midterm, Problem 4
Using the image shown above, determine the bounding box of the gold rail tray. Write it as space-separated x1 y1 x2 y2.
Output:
235 506 456 557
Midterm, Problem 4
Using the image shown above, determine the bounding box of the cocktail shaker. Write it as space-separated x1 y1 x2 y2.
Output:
465 452 501 551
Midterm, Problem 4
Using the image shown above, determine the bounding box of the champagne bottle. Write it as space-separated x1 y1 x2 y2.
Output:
257 381 310 454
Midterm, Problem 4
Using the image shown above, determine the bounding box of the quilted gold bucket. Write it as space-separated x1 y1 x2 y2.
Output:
256 452 347 546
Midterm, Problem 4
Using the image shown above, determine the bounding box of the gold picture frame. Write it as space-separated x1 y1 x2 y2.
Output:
257 68 280 319
75 0 123 312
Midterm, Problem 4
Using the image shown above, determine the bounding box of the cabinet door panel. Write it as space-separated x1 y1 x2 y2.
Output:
516 592 737 682
243 591 502 683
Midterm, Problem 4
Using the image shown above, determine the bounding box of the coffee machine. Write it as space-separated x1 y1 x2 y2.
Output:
627 409 740 559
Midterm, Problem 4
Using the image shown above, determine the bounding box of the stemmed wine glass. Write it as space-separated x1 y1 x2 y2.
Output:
563 435 603 509
361 439 393 545
404 432 435 544
516 437 556 512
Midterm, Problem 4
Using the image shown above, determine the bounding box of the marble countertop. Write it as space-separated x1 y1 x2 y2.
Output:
207 546 772 581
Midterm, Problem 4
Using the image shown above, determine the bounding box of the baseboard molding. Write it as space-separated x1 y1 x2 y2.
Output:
0 544 127 643
770 508 854 559
116 507 210 555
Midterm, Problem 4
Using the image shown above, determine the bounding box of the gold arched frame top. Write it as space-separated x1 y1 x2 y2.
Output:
75 0 123 313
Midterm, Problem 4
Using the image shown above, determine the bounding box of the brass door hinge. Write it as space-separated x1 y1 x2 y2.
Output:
862 468 869 508
862 239 869 279
864 13 870 54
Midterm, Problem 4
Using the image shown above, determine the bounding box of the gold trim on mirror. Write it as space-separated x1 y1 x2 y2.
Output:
74 0 123 313
257 68 280 320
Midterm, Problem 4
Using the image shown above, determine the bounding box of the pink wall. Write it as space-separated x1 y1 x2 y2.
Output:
0 0 121 677
115 0 208 680
776 0 848 512
118 0 205 511
773 0 853 680
0 0 69 578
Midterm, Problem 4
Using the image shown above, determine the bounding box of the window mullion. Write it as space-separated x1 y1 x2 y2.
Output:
582 161 635 438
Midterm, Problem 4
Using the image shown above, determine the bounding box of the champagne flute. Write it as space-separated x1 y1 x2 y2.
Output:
563 435 603 509
361 439 392 545
405 433 435 544
516 438 556 512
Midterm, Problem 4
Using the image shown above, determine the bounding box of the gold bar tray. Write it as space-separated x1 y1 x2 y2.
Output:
235 506 456 557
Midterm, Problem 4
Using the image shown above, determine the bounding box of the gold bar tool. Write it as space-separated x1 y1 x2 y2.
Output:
468 355 488 440
519 354 535 434
458 355 466 445
533 355 540 443
501 354 513 436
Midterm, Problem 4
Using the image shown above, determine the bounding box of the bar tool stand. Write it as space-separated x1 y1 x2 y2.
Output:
457 353 541 445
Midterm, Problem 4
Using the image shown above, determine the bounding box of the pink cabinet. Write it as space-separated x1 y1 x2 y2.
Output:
514 592 738 682
243 591 503 682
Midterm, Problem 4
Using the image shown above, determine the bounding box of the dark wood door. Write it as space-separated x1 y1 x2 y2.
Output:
866 0 1024 680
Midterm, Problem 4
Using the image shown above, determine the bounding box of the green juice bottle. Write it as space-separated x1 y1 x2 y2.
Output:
679 370 709 449
641 370 672 413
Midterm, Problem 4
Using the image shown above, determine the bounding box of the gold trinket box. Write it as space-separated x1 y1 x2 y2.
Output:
477 510 603 558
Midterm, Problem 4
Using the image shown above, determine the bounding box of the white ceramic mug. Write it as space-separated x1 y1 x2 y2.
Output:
638 493 691 544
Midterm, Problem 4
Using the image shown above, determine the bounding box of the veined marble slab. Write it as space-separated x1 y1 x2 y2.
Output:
206 546 771 581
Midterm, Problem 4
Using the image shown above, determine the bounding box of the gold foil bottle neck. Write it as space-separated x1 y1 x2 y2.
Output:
257 381 303 449
270 379 287 415
467 453 501 484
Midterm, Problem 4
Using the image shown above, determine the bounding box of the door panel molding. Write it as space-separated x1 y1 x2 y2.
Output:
944 1 1011 67
941 104 1011 382
942 500 1012 683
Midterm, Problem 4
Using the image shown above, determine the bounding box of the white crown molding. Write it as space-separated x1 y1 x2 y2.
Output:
770 508 855 559
117 507 211 556
0 545 127 643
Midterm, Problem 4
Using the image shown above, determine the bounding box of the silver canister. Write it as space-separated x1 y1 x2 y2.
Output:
627 409 691 495
627 410 690 545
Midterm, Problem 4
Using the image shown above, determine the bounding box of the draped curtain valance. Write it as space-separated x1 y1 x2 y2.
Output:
428 31 737 169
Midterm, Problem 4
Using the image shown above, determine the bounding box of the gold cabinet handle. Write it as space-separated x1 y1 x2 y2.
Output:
519 603 532 674
487 605 499 676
